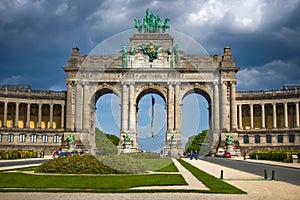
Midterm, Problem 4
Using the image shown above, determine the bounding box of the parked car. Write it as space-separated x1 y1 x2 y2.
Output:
216 148 225 157
223 152 231 158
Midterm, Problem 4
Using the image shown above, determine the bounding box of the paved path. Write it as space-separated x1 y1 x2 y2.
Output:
132 158 208 190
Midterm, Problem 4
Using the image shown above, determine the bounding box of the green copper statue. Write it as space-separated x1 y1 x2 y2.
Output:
134 8 170 33
170 134 177 144
225 134 234 145
121 46 128 68
139 41 161 62
67 134 75 144
123 134 131 143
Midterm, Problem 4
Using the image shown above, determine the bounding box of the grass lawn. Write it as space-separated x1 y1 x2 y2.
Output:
0 158 245 194
142 158 179 172
178 159 246 194
0 172 186 192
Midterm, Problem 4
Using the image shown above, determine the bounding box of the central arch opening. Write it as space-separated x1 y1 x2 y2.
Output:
94 88 121 155
182 88 211 156
136 89 166 152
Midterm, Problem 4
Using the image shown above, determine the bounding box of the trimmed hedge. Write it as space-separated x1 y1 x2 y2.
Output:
0 150 37 160
250 150 300 162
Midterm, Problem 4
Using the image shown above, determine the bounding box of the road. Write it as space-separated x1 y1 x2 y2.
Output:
0 159 51 169
201 157 300 186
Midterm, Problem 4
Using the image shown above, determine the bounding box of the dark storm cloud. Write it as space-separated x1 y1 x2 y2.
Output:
0 0 299 91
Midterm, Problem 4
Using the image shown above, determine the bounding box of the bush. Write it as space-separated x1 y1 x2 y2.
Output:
37 155 125 174
0 150 37 160
251 150 300 162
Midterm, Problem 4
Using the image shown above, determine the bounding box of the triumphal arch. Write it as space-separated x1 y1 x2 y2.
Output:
63 10 239 156
1 10 299 156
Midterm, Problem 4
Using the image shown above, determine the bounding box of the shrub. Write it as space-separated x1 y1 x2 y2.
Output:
37 155 125 174
251 150 300 162
0 150 37 160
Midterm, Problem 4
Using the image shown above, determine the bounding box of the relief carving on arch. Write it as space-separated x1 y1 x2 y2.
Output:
221 71 236 79
66 71 78 80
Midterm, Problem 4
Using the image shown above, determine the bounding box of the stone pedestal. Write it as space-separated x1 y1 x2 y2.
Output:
169 142 178 158
226 144 234 154
67 143 75 152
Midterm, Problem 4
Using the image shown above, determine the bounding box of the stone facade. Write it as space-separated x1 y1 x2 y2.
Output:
0 32 299 156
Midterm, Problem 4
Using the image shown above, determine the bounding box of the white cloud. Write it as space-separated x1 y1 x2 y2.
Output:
0 75 28 85
237 60 299 91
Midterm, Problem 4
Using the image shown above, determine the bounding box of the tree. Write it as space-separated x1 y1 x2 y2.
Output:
185 130 208 153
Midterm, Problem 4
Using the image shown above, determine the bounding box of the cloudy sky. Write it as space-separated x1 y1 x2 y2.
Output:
1 0 299 91
1 0 300 150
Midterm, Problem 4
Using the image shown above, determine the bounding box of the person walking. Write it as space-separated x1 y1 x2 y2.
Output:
190 151 194 160
194 150 198 160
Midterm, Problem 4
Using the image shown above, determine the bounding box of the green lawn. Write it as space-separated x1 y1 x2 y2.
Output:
178 159 246 194
142 158 178 172
0 158 245 194
0 172 186 191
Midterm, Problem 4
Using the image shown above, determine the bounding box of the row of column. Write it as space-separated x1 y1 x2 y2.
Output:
237 102 300 129
1 101 64 129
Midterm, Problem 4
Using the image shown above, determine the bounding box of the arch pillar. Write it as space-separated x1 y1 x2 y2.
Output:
230 82 237 130
213 82 220 132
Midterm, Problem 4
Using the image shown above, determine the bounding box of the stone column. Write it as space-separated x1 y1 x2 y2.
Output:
167 83 174 131
3 101 7 127
250 104 254 129
296 102 299 127
26 103 30 128
238 104 242 129
174 83 181 131
284 102 288 128
220 82 228 131
61 104 65 129
273 103 277 128
15 102 19 128
83 83 90 131
38 103 42 128
230 82 237 130
75 82 83 130
50 104 53 128
121 83 129 131
213 82 219 131
129 83 136 131
66 81 74 130
261 104 265 129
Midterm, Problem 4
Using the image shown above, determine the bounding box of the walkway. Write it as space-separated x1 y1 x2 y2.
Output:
132 158 209 190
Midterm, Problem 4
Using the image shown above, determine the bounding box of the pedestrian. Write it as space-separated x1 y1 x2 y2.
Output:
40 149 44 158
190 151 193 160
243 152 246 160
194 150 198 160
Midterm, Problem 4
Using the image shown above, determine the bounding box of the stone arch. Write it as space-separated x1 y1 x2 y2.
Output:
181 83 212 105
92 84 121 102
134 83 167 104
